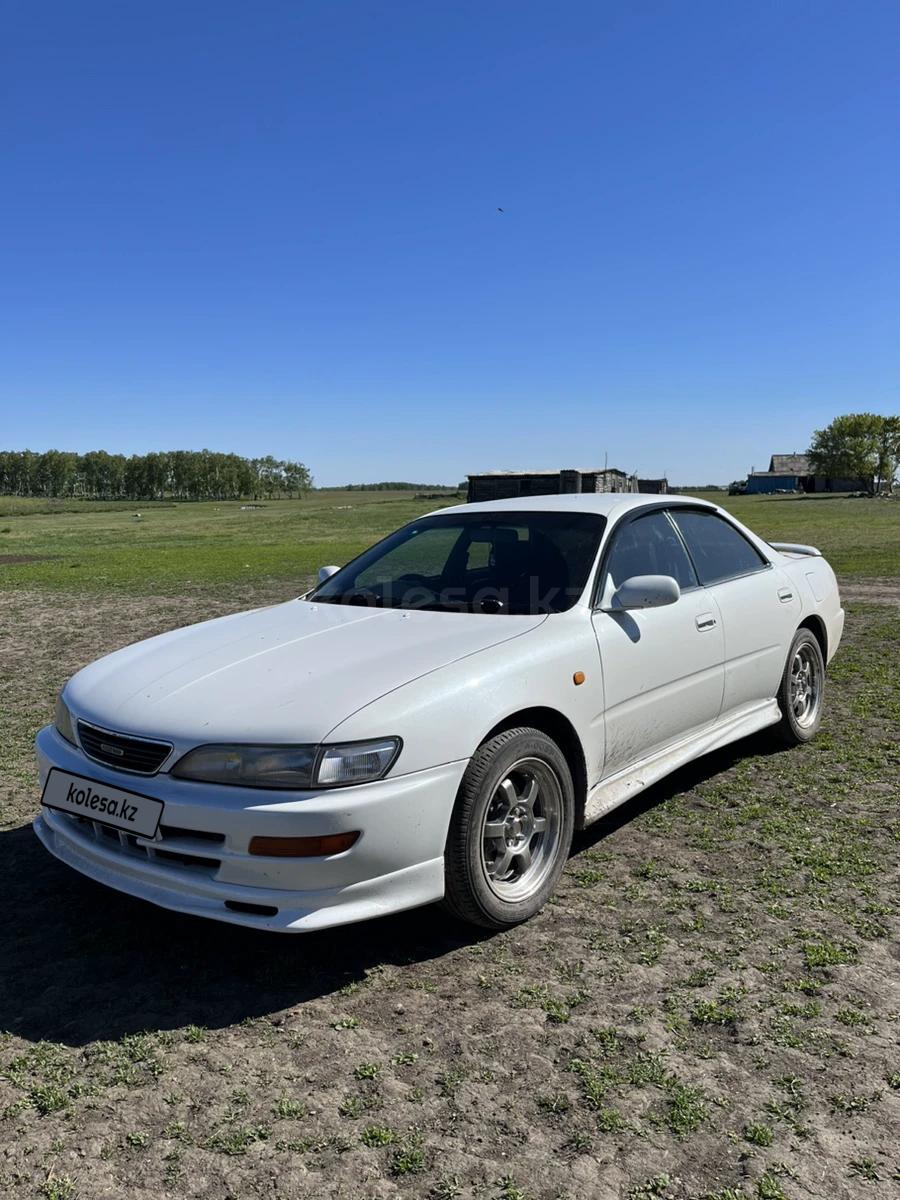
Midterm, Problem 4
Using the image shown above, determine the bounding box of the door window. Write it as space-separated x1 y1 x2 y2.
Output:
671 510 768 585
603 511 699 594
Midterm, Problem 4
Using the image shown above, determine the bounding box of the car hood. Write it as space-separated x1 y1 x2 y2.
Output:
65 599 546 746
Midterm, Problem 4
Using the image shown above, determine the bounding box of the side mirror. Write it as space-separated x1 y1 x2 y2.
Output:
317 565 340 583
609 574 680 611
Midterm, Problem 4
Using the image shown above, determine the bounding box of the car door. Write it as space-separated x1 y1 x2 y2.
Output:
669 509 802 717
591 509 726 778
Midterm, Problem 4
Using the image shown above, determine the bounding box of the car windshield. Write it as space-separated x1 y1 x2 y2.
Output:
310 511 606 615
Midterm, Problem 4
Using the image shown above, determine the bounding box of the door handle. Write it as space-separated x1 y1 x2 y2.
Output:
695 612 717 631
777 587 794 603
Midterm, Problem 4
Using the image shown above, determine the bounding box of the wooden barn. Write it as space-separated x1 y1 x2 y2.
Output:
636 477 669 495
466 467 637 504
746 453 814 494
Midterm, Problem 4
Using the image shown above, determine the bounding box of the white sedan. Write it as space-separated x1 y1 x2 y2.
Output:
34 494 843 932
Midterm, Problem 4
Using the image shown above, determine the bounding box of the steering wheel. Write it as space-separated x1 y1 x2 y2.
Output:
344 588 380 606
393 573 440 607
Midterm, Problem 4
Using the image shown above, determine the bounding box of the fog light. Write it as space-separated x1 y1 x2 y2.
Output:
248 831 360 857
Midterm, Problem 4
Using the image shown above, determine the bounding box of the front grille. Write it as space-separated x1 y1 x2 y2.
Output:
66 813 222 876
77 721 172 775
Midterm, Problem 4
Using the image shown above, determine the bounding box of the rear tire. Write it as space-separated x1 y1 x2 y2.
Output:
773 628 825 745
441 727 575 930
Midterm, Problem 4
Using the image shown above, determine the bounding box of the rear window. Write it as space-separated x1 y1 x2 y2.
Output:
670 510 768 585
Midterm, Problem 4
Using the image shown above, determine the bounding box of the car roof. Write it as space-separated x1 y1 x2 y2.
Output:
431 492 715 521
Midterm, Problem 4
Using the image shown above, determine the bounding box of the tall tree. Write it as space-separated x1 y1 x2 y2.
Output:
0 448 313 501
874 416 900 493
808 413 887 493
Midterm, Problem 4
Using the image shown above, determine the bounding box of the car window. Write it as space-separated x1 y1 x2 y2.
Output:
670 509 768 585
355 527 459 587
312 511 606 614
604 511 699 593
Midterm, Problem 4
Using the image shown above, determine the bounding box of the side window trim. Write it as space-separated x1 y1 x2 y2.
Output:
663 508 702 585
591 504 701 609
669 508 773 588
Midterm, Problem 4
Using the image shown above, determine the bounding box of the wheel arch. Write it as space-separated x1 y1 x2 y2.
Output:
481 706 589 830
798 614 827 661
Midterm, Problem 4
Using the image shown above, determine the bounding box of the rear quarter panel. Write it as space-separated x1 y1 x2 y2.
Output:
782 554 844 662
705 502 844 665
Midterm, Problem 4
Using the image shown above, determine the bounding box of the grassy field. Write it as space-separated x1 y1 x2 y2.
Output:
1 489 898 592
0 491 461 592
0 491 898 1200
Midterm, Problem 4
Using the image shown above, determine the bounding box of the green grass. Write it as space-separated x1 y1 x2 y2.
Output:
39 1175 77 1200
0 491 458 592
0 488 895 593
388 1132 426 1176
352 1062 380 1080
744 1122 774 1147
271 1096 308 1120
359 1123 398 1147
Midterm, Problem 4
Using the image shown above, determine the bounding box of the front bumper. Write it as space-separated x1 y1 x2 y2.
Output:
34 726 467 931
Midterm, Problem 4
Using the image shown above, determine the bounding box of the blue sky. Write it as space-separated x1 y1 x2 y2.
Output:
2 1 898 486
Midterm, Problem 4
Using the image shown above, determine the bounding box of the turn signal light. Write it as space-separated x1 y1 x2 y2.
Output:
248 831 360 858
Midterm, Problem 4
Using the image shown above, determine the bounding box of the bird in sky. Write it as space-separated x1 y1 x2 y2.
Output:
497 207 504 213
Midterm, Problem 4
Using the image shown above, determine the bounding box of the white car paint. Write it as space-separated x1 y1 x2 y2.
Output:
33 493 844 931
591 586 725 778
61 599 546 751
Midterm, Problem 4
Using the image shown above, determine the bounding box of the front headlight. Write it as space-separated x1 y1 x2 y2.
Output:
171 744 318 788
55 691 76 745
170 738 400 790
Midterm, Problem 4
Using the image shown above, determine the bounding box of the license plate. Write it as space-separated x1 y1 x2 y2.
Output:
41 769 163 839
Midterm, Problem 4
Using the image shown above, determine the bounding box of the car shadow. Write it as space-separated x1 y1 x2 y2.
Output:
0 824 489 1047
1 733 787 1047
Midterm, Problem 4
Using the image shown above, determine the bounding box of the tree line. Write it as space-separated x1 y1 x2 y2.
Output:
0 449 312 501
324 481 462 492
809 413 900 493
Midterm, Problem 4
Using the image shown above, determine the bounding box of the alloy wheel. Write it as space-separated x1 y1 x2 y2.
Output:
789 642 822 728
480 757 563 902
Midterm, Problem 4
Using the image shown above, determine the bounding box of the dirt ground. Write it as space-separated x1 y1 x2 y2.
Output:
0 582 898 1200
837 579 900 608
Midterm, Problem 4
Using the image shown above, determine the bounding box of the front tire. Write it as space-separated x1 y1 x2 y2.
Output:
773 628 826 745
441 727 575 930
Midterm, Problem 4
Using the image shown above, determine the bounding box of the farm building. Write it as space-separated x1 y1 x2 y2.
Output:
636 477 669 495
466 467 638 504
746 453 813 494
746 454 869 495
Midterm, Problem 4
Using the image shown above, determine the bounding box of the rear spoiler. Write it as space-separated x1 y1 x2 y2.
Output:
768 542 822 557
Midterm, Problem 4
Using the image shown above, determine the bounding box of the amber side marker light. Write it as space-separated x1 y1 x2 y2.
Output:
573 671 586 686
248 831 360 858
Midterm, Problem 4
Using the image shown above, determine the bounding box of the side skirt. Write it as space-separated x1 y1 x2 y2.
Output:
584 699 781 825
